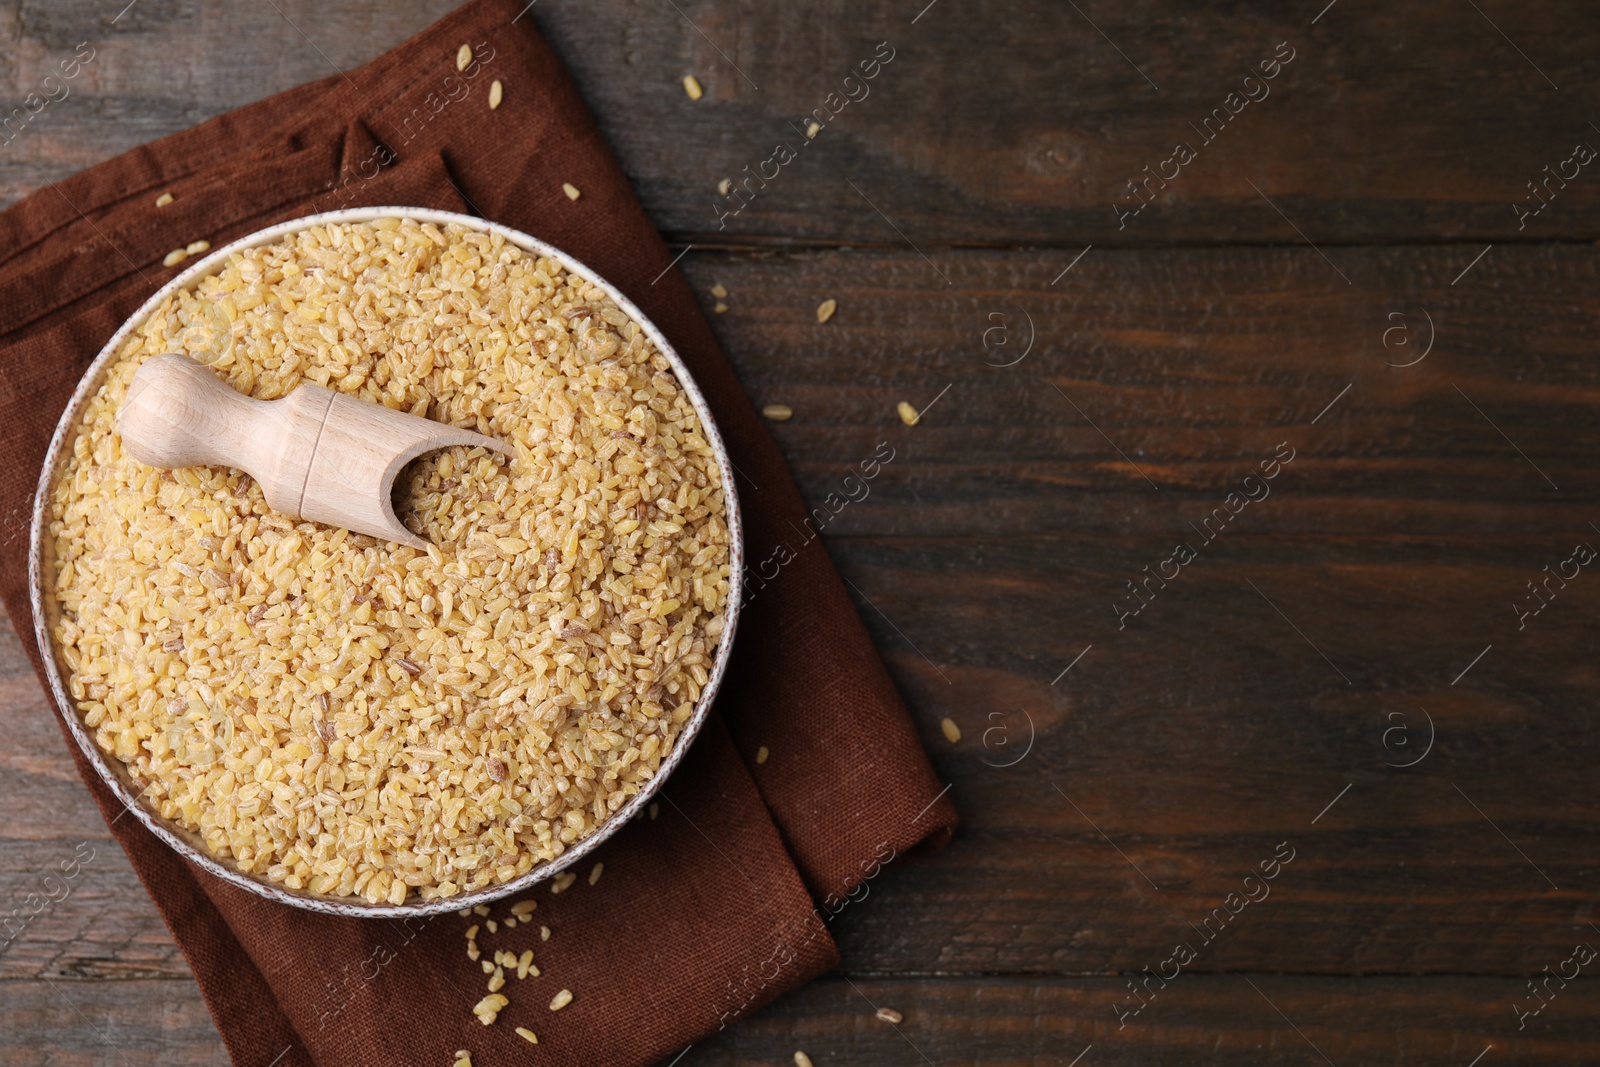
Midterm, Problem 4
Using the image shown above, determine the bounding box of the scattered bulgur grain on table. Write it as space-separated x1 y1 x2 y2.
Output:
714 301 728 315
155 192 174 207
897 401 921 426
717 178 731 196
794 1053 815 1067
504 916 518 928
761 406 791 423
540 925 551 941
756 745 769 764
682 74 704 100
815 298 837 323
588 862 604 885
550 871 577 894
456 44 473 70
488 967 506 992
941 717 961 743
550 989 574 1011
185 240 210 255
486 920 498 934
466 924 479 940
47 220 731 904
512 900 537 918
563 182 582 200
710 283 727 299
875 1007 904 1024
162 248 187 268
473 905 491 918
806 121 821 138
453 1051 472 1067
488 79 503 109
516 1027 539 1044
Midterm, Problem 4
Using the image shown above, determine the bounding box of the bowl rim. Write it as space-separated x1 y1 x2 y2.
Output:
28 206 744 917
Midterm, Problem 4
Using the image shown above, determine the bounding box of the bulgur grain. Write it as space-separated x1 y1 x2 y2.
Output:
549 988 573 1011
760 406 791 423
588 862 603 885
897 401 921 426
710 284 727 299
540 925 551 940
815 299 837 324
941 717 961 743
755 745 769 764
795 1053 815 1067
516 1027 538 1044
186 240 210 255
550 871 576 894
875 1007 904 1024
162 248 187 268
48 219 730 902
474 992 508 1025
457 44 473 71
682 75 703 100
717 179 731 196
156 192 175 207
562 182 581 200
488 79 504 109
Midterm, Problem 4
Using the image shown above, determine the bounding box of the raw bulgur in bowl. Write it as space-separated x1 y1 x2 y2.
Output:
29 208 742 916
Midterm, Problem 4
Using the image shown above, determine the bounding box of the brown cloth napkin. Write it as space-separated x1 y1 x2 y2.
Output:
0 2 956 1064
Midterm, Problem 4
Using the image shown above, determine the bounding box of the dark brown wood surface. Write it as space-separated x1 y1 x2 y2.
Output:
4 1 1600 1064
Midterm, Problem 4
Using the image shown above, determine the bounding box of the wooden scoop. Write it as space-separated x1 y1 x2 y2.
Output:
118 353 512 549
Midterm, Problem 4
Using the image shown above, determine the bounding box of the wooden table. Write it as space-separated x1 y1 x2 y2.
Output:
4 1 1600 1063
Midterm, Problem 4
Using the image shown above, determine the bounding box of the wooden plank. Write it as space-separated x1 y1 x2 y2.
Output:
6 2 1600 244
681 242 1600 525
678 976 1600 1066
704 975 1600 1066
0 978 224 1066
3 975 1597 1066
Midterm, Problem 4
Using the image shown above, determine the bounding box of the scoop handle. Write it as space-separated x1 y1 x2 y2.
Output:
118 353 332 520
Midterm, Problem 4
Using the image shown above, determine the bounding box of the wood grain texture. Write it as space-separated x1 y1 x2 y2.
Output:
7 2 1600 245
5 974 1600 1067
5 0 1600 1064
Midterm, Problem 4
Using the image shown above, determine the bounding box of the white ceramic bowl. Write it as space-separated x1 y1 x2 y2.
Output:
29 207 743 917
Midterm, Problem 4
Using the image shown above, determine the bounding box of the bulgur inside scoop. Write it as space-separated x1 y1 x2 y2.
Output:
46 218 730 904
